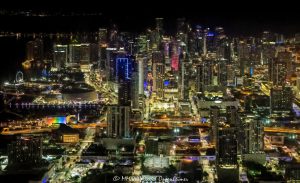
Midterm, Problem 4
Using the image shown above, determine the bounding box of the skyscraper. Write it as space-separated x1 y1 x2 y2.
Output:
196 60 213 93
270 86 293 113
53 44 68 70
68 43 91 66
243 118 264 154
7 136 42 168
26 39 44 61
216 127 238 166
155 18 164 35
179 58 190 100
210 106 220 145
115 54 134 106
269 58 288 86
153 62 165 98
107 105 130 138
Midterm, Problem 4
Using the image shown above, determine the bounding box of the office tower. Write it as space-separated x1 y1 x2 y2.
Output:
226 64 235 86
295 33 300 44
115 55 132 82
237 40 250 76
210 106 220 145
26 39 44 61
179 58 190 100
137 55 146 95
155 18 164 35
243 118 264 154
262 31 276 44
261 43 276 65
194 25 204 55
196 60 213 93
270 86 293 113
105 47 118 81
53 44 68 70
205 28 216 53
226 106 239 127
152 51 165 98
216 127 239 183
277 51 293 79
99 28 108 44
136 35 148 54
7 136 42 168
107 105 130 138
68 43 91 66
109 24 119 48
98 28 108 70
269 58 288 86
131 67 139 109
176 18 186 34
153 63 165 98
217 59 227 86
90 43 98 63
216 127 238 166
115 54 133 106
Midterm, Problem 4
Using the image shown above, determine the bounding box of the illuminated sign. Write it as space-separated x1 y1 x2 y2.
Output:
46 116 67 126
164 80 170 86
106 47 117 51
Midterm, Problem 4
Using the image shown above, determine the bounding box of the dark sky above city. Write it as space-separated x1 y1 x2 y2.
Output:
1 1 300 36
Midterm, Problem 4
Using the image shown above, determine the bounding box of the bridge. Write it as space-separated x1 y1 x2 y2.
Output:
9 102 106 110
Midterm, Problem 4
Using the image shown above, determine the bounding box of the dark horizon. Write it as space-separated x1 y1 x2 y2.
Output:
0 5 300 37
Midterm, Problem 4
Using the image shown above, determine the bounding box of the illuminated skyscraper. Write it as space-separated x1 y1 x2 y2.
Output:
155 18 164 35
68 43 91 66
216 127 237 166
26 39 44 61
7 136 42 168
210 106 220 145
53 44 68 70
153 63 165 98
243 118 264 154
179 57 190 100
107 105 130 138
269 58 288 86
98 28 108 70
270 86 293 113
115 54 134 106
152 51 165 97
196 60 213 92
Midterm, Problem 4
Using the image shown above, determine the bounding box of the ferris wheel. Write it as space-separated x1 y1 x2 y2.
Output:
15 71 24 83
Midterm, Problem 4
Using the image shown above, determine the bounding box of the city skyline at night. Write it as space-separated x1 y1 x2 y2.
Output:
0 5 300 183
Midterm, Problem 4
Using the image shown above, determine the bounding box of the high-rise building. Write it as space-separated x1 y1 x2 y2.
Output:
115 54 134 106
277 51 293 79
217 59 227 86
53 44 68 70
216 127 238 166
137 55 146 95
196 60 213 92
153 62 165 98
243 118 264 154
26 39 44 61
99 28 108 44
269 57 288 86
179 58 190 100
226 106 239 127
155 18 164 35
210 106 220 145
68 43 91 66
7 136 42 168
107 105 130 138
270 86 293 113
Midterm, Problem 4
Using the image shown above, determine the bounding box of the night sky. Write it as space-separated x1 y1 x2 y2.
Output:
0 1 300 36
